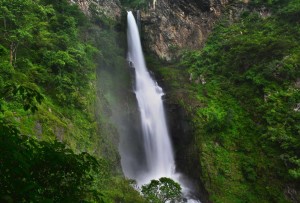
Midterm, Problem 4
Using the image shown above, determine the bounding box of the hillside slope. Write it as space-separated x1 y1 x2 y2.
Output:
0 0 145 202
146 0 300 202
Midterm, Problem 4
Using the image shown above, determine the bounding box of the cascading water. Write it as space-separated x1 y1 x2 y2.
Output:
126 11 200 202
127 11 175 184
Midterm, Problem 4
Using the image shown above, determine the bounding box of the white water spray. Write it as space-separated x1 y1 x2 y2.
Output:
126 11 200 202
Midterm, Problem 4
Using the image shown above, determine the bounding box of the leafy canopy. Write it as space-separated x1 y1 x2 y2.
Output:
141 177 182 203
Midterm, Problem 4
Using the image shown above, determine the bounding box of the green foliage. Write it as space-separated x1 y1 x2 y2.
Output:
0 115 144 203
0 0 96 109
101 179 146 203
141 177 182 203
0 0 145 202
278 0 300 23
120 0 149 9
1 83 44 113
0 87 102 202
151 1 300 202
0 123 104 202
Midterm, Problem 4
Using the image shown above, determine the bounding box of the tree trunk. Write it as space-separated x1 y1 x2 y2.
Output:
10 42 18 66
10 43 13 65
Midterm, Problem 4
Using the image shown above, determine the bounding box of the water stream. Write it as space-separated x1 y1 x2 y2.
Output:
125 11 200 202
127 10 175 185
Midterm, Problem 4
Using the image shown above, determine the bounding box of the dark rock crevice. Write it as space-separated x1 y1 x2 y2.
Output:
165 101 211 203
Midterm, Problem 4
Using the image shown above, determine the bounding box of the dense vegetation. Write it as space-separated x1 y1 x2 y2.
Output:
0 0 146 202
0 0 98 154
141 177 182 203
148 0 300 202
120 0 151 9
1 0 299 202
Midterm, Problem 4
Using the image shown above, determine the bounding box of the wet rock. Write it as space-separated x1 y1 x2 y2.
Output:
71 0 122 20
141 0 228 61
35 122 43 136
55 126 65 141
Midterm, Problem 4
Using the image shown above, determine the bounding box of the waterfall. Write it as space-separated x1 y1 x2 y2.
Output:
153 0 157 9
126 11 200 202
127 11 175 184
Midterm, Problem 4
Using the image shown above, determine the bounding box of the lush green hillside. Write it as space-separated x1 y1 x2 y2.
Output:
147 0 300 202
0 0 145 202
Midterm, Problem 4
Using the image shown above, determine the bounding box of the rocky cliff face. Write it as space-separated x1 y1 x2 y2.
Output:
71 0 122 20
141 0 228 61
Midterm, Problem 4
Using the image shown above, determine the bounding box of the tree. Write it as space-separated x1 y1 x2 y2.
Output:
141 177 182 203
0 0 44 65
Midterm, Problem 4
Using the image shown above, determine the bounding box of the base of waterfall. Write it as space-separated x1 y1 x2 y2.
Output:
137 175 201 202
134 168 201 203
173 173 201 203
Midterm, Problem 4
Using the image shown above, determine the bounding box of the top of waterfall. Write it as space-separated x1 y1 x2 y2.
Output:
153 0 157 9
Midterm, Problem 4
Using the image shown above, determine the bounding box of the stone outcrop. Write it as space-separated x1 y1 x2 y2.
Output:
71 0 122 20
141 0 229 61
